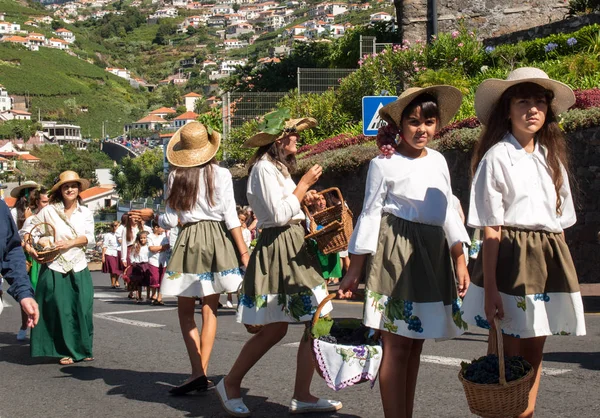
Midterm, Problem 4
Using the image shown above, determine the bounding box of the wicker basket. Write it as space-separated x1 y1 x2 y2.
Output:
458 318 535 418
26 222 61 264
310 294 383 391
303 187 354 255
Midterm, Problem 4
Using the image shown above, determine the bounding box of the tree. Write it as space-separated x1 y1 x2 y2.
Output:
186 25 197 36
110 148 164 200
233 3 240 13
51 20 61 31
154 21 177 45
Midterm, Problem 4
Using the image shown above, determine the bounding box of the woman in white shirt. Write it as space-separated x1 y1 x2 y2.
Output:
131 122 249 396
217 112 341 417
22 171 95 366
338 87 470 418
102 221 122 288
462 68 586 416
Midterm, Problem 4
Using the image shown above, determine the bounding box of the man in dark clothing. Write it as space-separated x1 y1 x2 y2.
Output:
0 199 39 325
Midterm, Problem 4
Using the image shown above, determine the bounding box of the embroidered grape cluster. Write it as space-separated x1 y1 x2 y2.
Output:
407 315 423 333
474 315 491 329
461 354 532 384
533 293 550 302
353 346 367 357
301 294 313 313
403 301 413 318
239 294 255 308
452 299 461 315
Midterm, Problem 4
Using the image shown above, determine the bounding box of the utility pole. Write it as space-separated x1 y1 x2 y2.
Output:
427 0 438 44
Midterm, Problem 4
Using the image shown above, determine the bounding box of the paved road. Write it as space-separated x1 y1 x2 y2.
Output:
1 271 599 418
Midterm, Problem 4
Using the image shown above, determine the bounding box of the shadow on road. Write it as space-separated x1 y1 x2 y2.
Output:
544 352 600 371
0 331 60 366
60 366 362 418
582 296 600 313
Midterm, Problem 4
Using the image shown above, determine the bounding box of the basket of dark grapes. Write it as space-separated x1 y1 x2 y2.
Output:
310 293 383 391
458 318 535 418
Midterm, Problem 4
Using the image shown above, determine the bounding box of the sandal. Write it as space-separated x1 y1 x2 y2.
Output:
83 357 94 362
59 357 74 365
152 300 165 306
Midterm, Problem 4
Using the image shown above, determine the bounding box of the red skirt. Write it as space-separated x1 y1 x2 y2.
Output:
102 254 122 275
130 262 151 286
148 265 165 288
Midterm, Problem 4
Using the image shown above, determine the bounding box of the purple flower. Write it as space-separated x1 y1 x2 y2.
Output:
485 46 495 54
567 37 577 47
544 42 558 52
353 346 367 357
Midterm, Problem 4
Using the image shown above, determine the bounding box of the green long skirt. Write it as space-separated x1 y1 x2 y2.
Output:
31 266 94 361
26 254 40 291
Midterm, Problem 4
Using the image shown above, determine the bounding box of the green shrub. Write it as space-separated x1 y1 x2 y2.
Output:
297 142 379 175
561 106 600 131
433 126 482 153
222 120 259 164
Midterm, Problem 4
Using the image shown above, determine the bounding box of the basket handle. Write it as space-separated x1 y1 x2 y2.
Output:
26 222 57 245
301 187 345 234
311 292 336 329
491 317 507 386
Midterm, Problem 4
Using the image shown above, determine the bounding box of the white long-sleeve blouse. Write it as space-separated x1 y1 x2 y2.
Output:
121 225 152 262
102 231 119 257
158 164 240 231
468 133 576 233
348 149 470 255
246 156 305 229
22 203 95 273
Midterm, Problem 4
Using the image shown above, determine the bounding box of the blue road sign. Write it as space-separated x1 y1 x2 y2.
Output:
362 96 397 136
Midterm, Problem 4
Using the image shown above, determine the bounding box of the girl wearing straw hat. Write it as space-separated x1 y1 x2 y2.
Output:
216 109 341 417
130 121 249 395
21 170 95 365
338 86 471 418
462 67 586 416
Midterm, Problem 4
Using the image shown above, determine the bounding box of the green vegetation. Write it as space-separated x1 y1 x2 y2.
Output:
110 148 164 200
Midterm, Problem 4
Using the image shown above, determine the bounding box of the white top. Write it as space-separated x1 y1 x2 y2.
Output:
468 133 576 233
121 225 152 262
168 226 179 247
102 231 119 257
148 233 169 267
159 164 240 231
22 203 95 273
242 227 252 247
115 224 125 245
10 207 17 225
129 245 150 263
349 150 470 255
246 156 304 229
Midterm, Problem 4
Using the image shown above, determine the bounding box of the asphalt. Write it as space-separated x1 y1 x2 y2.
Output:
0 271 598 418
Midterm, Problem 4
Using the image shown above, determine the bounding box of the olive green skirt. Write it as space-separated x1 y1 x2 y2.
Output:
237 224 332 324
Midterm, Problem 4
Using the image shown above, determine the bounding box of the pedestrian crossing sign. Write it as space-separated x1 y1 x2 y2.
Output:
362 96 398 136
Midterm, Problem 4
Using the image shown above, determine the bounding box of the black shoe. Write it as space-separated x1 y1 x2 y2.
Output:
169 375 208 395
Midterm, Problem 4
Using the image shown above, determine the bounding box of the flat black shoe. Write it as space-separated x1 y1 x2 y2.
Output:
169 375 208 395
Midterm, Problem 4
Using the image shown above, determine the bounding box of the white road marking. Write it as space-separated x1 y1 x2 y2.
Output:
421 355 570 376
94 307 176 328
282 342 300 347
94 292 124 299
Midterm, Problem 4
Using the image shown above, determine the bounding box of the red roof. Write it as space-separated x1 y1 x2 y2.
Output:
17 154 40 161
184 92 202 97
135 114 167 123
174 111 199 120
149 107 176 115
159 133 174 138
4 197 17 208
79 186 113 201
11 110 31 115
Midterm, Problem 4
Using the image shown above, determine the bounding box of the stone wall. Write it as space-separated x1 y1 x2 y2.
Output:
403 0 572 42
232 127 600 283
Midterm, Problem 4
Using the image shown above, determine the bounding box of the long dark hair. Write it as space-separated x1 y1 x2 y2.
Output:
471 82 570 214
29 187 48 212
166 158 217 211
49 187 83 205
15 196 29 229
247 140 297 176
126 214 144 243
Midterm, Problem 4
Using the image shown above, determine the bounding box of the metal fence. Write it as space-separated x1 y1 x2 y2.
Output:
222 91 289 140
297 68 356 95
360 35 393 58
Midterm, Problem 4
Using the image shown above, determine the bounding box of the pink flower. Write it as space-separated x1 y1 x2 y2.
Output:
402 39 410 46
469 31 474 37
358 59 363 66
458 42 464 47
453 57 458 62
414 67 420 72
451 30 459 38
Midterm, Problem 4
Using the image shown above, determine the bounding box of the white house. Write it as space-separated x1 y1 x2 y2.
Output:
212 4 234 15
105 67 131 80
126 114 168 132
27 32 46 47
150 8 178 19
323 23 345 38
183 15 204 28
41 121 86 149
221 59 247 74
223 39 246 49
48 37 70 50
54 28 75 43
0 22 21 34
370 12 393 23
172 0 188 8
80 186 117 212
266 14 285 30
0 85 12 112
149 107 177 118
173 111 199 128
183 92 202 112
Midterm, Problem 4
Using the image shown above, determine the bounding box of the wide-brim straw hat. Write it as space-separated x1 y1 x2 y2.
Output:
49 171 90 194
379 85 463 129
242 117 317 148
475 67 575 126
10 181 40 198
166 121 221 168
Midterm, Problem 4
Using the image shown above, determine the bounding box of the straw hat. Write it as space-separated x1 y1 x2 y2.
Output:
166 121 221 167
475 67 575 126
10 181 40 198
379 85 463 129
49 171 90 194
242 116 317 148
